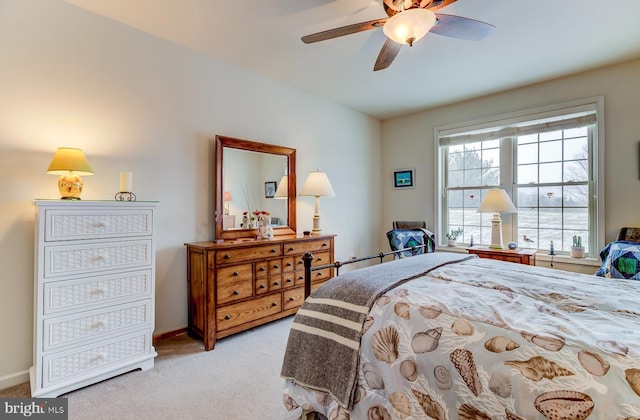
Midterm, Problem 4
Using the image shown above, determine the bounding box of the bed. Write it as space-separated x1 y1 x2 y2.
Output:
281 252 640 419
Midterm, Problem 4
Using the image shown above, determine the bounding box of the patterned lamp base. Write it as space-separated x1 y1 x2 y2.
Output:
57 174 83 200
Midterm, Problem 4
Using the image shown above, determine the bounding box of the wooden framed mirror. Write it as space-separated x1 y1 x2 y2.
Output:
215 135 296 240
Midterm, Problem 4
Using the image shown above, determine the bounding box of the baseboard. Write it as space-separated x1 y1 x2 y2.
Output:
0 370 29 390
153 327 188 343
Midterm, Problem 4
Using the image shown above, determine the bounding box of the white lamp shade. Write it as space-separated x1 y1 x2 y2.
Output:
300 171 335 197
224 191 233 202
383 8 436 46
273 175 288 199
477 188 517 213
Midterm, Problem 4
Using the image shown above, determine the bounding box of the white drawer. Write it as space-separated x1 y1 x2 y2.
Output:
44 269 152 315
42 330 151 388
44 239 152 278
45 208 153 242
43 300 152 351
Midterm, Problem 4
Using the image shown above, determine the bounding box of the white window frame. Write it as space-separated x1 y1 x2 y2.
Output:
434 96 605 256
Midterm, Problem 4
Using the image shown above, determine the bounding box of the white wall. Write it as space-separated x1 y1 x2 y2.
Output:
0 0 382 387
381 58 640 263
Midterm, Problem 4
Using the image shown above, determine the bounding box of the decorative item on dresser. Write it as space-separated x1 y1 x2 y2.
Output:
31 200 158 397
184 234 335 351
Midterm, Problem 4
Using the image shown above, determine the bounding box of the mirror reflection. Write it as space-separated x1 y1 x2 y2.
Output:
223 148 288 230
215 135 296 240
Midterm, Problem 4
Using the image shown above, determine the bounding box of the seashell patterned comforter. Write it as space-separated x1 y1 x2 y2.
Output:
282 253 640 419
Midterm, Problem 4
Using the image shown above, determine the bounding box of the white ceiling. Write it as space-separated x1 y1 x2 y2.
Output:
66 0 640 120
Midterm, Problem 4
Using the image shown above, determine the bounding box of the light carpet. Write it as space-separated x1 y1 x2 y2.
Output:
1 316 302 420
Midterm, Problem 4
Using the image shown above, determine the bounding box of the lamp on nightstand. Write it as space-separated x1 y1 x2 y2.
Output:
46 147 94 200
300 170 335 235
477 188 517 249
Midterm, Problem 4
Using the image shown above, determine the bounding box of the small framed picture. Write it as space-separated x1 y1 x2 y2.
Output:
265 181 277 198
393 168 415 189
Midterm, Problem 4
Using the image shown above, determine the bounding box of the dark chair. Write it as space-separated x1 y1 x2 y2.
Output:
386 225 435 259
616 227 640 242
393 220 427 230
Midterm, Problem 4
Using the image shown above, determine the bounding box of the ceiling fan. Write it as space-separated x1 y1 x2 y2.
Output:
301 0 495 71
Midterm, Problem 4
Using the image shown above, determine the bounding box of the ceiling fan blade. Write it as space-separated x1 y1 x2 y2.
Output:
301 18 388 44
430 13 495 41
374 38 402 71
426 0 458 11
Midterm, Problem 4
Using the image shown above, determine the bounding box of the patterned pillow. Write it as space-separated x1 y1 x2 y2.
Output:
386 229 434 258
595 241 640 280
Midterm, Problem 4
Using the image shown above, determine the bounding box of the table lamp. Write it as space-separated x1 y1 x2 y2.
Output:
300 170 335 235
46 147 94 200
273 175 288 199
224 191 233 215
477 188 517 249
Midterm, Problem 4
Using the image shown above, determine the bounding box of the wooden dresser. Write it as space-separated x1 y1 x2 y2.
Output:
467 246 537 265
185 234 334 350
31 200 158 397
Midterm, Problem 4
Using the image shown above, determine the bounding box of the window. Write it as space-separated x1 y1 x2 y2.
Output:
436 97 604 256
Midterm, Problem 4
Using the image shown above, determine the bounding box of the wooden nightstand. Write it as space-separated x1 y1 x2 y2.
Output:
467 246 537 265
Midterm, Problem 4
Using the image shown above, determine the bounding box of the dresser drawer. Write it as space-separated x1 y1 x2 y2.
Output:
255 275 282 295
43 239 153 279
44 270 152 315
294 251 331 271
255 258 283 278
215 244 282 265
43 300 152 351
281 257 295 272
295 267 332 286
41 330 152 388
216 294 282 331
283 287 304 310
283 239 331 256
216 278 253 305
45 208 153 242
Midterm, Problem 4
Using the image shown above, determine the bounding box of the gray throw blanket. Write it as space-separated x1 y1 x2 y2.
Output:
280 252 475 409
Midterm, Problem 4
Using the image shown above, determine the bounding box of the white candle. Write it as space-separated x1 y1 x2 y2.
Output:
119 172 133 192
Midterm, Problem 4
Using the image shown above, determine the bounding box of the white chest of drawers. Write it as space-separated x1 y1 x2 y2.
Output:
31 200 158 397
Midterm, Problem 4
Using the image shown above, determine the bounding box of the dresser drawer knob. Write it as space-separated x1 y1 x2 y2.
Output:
286 262 292 267
271 302 277 307
316 272 322 277
225 314 231 320
288 297 295 302
273 281 279 286
223 254 231 259
317 258 322 262
232 271 239 276
322 243 327 247
286 278 293 283
270 249 277 253
288 247 295 251
259 284 266 289
259 267 266 272
233 290 240 295
298 276 304 280
273 264 279 269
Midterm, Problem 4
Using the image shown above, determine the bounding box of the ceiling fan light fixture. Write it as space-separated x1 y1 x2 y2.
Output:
383 8 436 46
